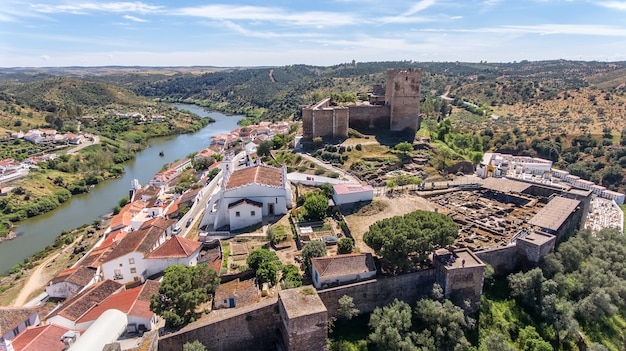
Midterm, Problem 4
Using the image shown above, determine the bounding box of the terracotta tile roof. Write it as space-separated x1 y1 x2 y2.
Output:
165 198 181 216
49 266 95 287
77 280 159 325
10 324 70 351
226 165 282 189
311 253 376 279
180 188 202 204
214 278 258 308
140 217 176 231
195 148 216 159
50 279 124 322
79 245 114 269
228 198 263 209
146 236 202 259
0 307 37 335
135 186 161 200
110 202 143 230
104 227 164 262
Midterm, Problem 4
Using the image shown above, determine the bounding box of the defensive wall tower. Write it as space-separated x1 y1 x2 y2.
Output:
385 68 422 135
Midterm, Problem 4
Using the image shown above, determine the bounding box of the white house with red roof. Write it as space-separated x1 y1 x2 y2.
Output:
310 253 377 289
100 227 168 284
45 280 124 330
201 159 292 231
0 307 42 351
9 324 75 351
73 280 159 333
332 183 374 206
144 236 202 276
45 266 97 300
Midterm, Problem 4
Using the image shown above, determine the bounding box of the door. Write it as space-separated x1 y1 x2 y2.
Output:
268 203 274 216
229 298 235 308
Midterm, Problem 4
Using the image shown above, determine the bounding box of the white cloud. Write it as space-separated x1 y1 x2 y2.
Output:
381 0 437 25
40 55 50 61
502 24 626 36
31 2 162 14
123 15 147 22
174 5 361 27
218 21 324 39
596 1 626 10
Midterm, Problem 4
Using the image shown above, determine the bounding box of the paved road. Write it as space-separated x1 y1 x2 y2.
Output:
66 135 100 155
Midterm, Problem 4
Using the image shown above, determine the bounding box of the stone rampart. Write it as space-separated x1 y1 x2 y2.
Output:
158 298 280 351
318 269 436 318
347 105 390 131
475 246 519 275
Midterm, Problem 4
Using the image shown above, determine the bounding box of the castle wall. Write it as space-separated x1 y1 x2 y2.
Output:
516 234 556 264
318 269 436 318
475 246 519 275
347 105 391 131
158 298 281 351
386 69 422 134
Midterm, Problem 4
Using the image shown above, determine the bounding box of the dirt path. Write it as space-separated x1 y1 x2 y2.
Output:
12 253 60 306
344 194 437 254
12 236 83 307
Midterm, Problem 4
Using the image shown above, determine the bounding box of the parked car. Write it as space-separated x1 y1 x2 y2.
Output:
172 225 181 234
186 217 194 228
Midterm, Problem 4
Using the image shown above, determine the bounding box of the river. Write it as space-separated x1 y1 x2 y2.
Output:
0 104 243 274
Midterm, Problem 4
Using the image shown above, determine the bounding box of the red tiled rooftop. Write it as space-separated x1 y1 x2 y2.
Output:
10 324 71 351
104 227 165 262
77 280 159 324
0 307 37 335
49 266 95 287
140 217 176 231
50 280 124 322
226 165 282 189
311 253 376 278
146 236 202 259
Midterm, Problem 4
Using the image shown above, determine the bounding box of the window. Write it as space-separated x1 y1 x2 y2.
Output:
13 327 19 336
236 211 240 217
25 319 30 327
251 211 255 216
129 258 135 264
130 267 137 274
119 263 123 267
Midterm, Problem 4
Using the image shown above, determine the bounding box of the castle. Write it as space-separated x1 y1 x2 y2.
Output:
302 69 422 139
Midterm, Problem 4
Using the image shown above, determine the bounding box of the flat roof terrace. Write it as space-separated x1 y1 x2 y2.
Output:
529 196 580 232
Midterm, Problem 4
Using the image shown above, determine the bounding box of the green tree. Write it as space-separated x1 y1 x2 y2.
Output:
280 264 302 289
303 193 329 220
183 340 207 351
516 326 552 351
414 299 472 350
363 210 458 273
394 141 413 154
257 140 273 157
150 265 220 328
368 299 417 351
247 248 281 284
337 237 354 254
301 240 327 274
337 295 359 320
601 165 623 188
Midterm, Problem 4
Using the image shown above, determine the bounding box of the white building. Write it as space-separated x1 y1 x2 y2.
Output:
310 253 377 289
0 307 41 351
45 266 97 300
203 160 292 231
100 227 167 284
144 236 203 277
332 183 374 206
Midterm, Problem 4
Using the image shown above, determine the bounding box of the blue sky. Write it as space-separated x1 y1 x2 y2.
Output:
1 0 626 67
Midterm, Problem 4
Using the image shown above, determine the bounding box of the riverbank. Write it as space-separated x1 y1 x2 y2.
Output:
0 106 244 274
0 217 110 306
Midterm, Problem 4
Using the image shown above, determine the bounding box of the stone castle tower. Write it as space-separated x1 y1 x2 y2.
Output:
385 68 422 134
302 68 422 140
